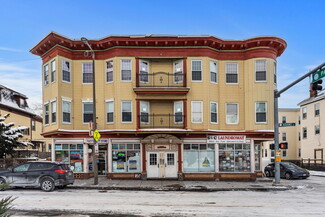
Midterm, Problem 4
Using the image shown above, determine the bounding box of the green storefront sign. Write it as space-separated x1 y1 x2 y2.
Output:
279 123 296 127
312 68 325 83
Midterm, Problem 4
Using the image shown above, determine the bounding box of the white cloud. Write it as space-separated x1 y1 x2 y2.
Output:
0 62 38 73
304 64 318 71
0 46 24 52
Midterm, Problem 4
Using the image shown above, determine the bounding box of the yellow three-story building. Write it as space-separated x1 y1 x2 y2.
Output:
31 32 286 180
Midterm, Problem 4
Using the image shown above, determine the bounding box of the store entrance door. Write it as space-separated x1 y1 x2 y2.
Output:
147 151 177 178
98 151 107 176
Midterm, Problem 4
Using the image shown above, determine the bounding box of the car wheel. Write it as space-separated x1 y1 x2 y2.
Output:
265 170 271 177
40 178 55 192
285 173 292 180
57 185 67 189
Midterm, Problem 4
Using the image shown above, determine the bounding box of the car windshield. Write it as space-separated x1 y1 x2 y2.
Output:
282 162 300 169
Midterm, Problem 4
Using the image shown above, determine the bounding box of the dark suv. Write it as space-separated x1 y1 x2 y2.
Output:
0 161 74 191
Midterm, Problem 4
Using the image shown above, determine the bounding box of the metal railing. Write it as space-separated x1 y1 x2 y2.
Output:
300 158 324 167
139 113 185 129
137 72 185 87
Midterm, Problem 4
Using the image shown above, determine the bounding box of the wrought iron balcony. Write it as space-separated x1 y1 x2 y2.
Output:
136 72 185 87
138 113 185 129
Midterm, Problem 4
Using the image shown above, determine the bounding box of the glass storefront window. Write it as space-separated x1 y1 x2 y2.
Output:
254 144 261 171
219 144 251 172
55 144 84 172
112 144 141 173
183 144 215 173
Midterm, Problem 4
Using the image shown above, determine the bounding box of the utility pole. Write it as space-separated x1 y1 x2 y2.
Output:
273 62 325 185
81 37 99 185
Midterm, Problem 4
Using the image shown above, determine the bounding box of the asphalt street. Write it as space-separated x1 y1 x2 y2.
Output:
2 176 325 217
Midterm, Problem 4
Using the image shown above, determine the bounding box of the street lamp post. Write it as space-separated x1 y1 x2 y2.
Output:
81 37 98 185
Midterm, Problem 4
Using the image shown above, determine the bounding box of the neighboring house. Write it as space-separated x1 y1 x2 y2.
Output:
262 108 301 169
298 91 324 162
0 85 50 159
30 32 286 180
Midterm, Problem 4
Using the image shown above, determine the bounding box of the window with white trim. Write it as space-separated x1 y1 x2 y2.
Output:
191 60 202 81
106 60 114 83
82 62 93 83
44 103 49 125
122 101 132 122
121 59 132 81
210 61 217 83
140 101 149 123
282 132 287 141
315 103 320 116
274 62 277 84
255 60 267 82
315 125 320 135
282 150 287 157
282 116 286 123
174 60 183 83
226 103 238 124
226 63 238 84
174 101 183 123
140 60 149 83
256 102 266 123
51 60 56 83
210 102 218 123
303 127 307 139
106 100 114 123
62 100 71 123
62 60 71 82
83 102 93 123
51 100 56 123
43 64 49 86
302 107 307 119
192 101 203 123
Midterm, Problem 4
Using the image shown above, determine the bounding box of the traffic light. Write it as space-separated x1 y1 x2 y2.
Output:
279 142 288 149
310 80 323 97
270 143 275 150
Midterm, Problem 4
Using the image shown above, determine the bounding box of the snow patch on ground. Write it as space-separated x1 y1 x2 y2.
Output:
309 170 325 177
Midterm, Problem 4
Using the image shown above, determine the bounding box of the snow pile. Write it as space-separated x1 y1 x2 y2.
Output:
309 170 325 177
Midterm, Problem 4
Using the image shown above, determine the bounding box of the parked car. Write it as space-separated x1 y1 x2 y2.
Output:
0 161 74 191
264 162 310 179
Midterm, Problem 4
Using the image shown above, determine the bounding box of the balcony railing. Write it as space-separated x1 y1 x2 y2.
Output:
137 72 185 87
139 113 185 129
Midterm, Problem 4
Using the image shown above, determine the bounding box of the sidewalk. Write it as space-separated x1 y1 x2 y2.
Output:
70 177 295 192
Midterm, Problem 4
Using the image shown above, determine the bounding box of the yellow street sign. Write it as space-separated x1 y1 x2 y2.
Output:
93 129 101 142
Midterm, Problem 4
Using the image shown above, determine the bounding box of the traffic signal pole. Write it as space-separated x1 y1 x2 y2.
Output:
273 62 325 185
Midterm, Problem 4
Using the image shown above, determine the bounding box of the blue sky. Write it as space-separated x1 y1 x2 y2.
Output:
0 0 324 108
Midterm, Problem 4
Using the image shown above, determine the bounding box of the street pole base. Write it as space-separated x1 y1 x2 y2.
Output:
272 183 284 186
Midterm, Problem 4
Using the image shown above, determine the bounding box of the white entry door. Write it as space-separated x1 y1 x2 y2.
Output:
147 151 177 178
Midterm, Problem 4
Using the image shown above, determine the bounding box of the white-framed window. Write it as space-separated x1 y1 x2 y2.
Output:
298 115 301 125
51 100 56 124
315 103 320 116
191 101 203 123
282 150 287 157
174 60 183 83
62 60 71 82
140 101 149 123
106 100 114 123
210 61 217 83
121 101 132 123
62 99 71 124
82 62 93 84
140 60 149 83
43 64 49 86
282 116 286 123
274 62 277 84
51 60 56 83
83 102 93 124
282 132 287 141
174 101 183 124
315 125 320 135
210 102 218 124
44 102 49 125
226 103 239 124
106 60 114 83
303 127 307 139
255 102 267 123
255 60 267 82
302 107 307 119
226 62 238 84
31 120 36 131
191 60 202 81
121 59 132 81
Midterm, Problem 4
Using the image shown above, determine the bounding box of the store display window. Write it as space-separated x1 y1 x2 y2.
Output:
55 143 84 172
219 144 251 172
112 144 141 172
254 144 261 171
183 144 215 173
